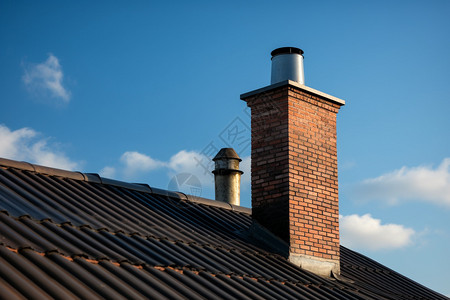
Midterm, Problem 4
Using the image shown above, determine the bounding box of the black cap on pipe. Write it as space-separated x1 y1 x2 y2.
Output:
271 47 304 58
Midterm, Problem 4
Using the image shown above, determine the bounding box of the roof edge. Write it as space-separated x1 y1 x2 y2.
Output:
0 157 86 181
0 157 251 214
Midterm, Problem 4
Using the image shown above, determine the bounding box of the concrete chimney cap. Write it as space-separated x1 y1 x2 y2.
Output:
271 47 304 59
213 148 242 162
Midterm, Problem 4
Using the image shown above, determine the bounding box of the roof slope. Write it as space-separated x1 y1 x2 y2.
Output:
0 158 447 300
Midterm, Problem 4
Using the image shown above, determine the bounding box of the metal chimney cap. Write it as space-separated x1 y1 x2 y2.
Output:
213 148 242 162
271 47 304 59
270 46 305 85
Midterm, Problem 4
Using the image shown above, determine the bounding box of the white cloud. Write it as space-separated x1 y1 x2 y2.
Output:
120 151 164 177
22 54 71 102
168 151 250 184
240 155 251 187
0 126 36 159
167 150 203 173
105 149 249 192
167 150 215 186
0 124 78 170
99 166 116 178
340 214 415 251
352 158 450 208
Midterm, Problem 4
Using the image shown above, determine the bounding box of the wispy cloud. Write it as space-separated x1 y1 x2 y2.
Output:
99 166 116 178
166 150 214 184
0 124 78 170
340 214 415 251
240 155 251 187
116 150 214 185
167 150 204 173
22 54 71 102
103 149 251 191
351 158 450 208
120 151 165 177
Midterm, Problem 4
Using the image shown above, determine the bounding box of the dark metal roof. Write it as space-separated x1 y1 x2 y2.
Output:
0 158 447 299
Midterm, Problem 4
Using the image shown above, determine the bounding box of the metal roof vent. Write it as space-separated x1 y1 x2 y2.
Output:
212 148 243 206
271 47 305 85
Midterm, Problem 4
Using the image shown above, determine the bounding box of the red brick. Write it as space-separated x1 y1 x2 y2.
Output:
243 83 343 263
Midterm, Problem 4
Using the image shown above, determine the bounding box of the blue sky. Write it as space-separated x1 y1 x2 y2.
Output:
1 0 449 296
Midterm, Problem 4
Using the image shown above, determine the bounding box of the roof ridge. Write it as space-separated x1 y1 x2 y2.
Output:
0 157 251 214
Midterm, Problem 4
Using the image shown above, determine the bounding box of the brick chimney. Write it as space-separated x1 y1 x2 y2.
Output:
241 47 345 277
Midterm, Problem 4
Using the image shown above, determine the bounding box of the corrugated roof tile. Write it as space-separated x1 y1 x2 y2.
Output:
0 159 447 300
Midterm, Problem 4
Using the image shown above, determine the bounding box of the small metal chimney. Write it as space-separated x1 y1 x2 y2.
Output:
271 47 304 85
212 148 243 206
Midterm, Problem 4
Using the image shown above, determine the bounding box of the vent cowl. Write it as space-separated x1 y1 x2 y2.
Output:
212 148 243 206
